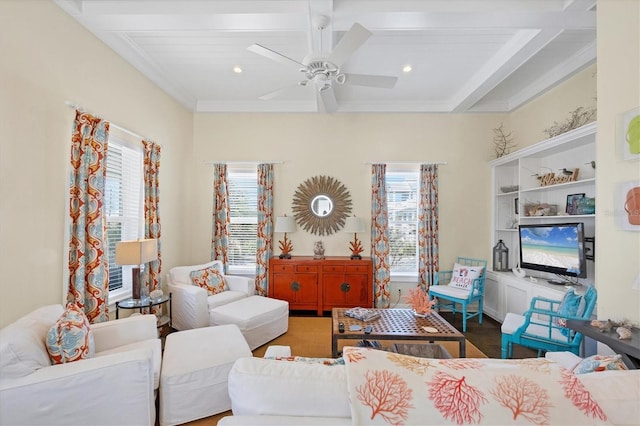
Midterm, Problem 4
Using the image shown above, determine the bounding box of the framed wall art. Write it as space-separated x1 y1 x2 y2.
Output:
615 181 640 231
618 107 640 161
566 193 585 215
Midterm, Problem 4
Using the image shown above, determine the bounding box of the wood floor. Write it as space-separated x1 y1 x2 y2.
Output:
435 311 538 359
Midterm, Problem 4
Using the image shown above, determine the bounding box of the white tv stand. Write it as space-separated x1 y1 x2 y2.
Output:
484 270 587 322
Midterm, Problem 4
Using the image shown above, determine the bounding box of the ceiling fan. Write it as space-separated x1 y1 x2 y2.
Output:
247 15 398 113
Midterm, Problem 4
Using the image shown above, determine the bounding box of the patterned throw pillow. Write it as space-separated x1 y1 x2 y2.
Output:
572 354 628 375
46 304 95 365
554 288 582 336
268 356 345 366
190 266 227 295
448 263 484 290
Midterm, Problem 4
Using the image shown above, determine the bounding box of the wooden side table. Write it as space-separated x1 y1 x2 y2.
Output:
566 319 640 369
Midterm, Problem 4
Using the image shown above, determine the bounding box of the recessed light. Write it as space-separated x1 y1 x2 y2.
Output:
403 65 412 73
233 66 242 73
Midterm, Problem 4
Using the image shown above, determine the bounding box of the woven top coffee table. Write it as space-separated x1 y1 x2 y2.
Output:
331 308 466 358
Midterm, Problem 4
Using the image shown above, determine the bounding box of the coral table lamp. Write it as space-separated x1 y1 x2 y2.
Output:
115 238 158 300
274 215 297 259
343 216 365 260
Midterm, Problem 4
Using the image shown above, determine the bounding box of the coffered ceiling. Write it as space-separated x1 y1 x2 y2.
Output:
55 0 596 113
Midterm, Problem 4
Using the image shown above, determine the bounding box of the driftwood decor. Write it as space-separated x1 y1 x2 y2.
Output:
292 175 352 236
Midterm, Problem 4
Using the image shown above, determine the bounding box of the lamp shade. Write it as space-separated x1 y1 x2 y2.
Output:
274 216 297 233
343 217 365 233
115 239 158 265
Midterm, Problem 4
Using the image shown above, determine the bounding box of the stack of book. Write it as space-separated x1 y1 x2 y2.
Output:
344 307 380 322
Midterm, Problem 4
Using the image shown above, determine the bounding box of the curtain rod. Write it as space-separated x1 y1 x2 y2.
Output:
365 161 448 165
65 101 160 147
203 161 284 165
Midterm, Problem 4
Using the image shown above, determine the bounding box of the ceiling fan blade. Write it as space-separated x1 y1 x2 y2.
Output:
327 23 371 67
343 73 398 89
247 44 305 68
317 88 338 113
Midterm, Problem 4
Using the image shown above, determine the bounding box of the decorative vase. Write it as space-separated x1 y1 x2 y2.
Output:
412 309 429 318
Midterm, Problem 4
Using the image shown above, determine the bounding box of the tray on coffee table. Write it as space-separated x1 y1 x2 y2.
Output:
331 308 465 358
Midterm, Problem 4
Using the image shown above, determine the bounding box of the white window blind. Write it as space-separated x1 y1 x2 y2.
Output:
387 170 419 276
227 168 258 273
105 138 143 295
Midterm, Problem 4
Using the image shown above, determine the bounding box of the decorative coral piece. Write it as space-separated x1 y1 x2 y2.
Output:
349 234 364 259
278 234 293 258
403 287 436 315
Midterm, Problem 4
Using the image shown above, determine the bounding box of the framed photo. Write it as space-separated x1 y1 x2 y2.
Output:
618 107 640 161
566 193 585 215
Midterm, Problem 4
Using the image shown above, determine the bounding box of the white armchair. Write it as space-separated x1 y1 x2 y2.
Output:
0 304 160 425
167 260 255 331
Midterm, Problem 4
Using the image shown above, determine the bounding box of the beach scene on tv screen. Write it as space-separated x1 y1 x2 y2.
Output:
521 226 580 272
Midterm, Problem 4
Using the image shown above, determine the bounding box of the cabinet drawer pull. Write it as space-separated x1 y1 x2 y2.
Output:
290 281 301 292
340 282 351 293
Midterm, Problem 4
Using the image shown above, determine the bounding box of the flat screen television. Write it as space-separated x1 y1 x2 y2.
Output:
518 222 587 280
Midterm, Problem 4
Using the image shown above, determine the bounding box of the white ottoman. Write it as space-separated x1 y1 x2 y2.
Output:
211 296 289 350
159 325 252 426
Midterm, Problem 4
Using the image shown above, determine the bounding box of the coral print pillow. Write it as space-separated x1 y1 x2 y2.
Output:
46 304 95 365
342 347 611 425
448 263 484 290
190 266 227 295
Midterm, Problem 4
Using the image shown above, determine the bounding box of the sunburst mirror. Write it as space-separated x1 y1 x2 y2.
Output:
292 175 352 236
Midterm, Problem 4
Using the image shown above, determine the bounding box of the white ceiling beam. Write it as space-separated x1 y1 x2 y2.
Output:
507 40 596 110
450 29 562 113
64 1 309 15
334 11 595 32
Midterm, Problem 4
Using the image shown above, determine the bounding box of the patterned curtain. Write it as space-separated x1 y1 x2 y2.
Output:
418 164 439 291
143 140 162 299
67 110 110 324
211 163 230 273
255 164 274 295
371 164 390 308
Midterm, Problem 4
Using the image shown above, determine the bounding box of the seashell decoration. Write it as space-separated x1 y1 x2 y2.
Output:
616 326 632 340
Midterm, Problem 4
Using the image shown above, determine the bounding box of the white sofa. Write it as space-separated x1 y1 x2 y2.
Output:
167 260 255 331
0 304 161 425
220 349 640 425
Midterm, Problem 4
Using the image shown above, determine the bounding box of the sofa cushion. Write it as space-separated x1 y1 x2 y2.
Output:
0 304 64 381
170 260 223 286
228 357 351 419
95 338 162 389
343 346 613 425
448 263 484 290
191 266 228 295
46 304 95 365
207 291 248 310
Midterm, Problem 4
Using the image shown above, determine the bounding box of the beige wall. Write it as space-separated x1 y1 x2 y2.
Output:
594 0 640 322
191 113 506 288
510 64 597 148
0 1 193 326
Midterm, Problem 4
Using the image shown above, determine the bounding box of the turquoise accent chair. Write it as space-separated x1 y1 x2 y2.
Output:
501 286 597 358
428 257 487 332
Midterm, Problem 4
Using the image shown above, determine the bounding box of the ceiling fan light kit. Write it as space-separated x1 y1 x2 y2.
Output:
247 18 397 113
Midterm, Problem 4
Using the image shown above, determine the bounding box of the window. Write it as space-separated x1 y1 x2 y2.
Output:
386 170 419 277
104 136 143 298
227 168 258 274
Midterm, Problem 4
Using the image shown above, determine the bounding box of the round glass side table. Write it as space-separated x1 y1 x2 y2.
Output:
115 293 171 328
